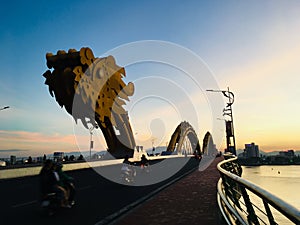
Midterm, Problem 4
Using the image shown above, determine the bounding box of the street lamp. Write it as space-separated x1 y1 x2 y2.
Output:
207 87 236 155
151 138 156 155
0 106 10 111
89 123 99 161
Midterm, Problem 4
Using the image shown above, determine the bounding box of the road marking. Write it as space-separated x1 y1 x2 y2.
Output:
11 200 37 208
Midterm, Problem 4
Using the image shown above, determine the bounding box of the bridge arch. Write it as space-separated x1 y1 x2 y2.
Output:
202 131 217 156
166 121 201 155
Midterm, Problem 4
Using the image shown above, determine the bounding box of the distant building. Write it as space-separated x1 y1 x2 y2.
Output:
279 150 295 158
244 143 259 158
237 142 260 166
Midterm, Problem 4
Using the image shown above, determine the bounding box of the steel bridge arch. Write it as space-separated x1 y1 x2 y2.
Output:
166 121 201 155
202 131 217 156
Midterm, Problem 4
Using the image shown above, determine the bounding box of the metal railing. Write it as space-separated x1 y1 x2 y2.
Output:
217 154 300 225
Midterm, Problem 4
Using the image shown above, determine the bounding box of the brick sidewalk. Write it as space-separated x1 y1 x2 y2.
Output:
114 157 224 225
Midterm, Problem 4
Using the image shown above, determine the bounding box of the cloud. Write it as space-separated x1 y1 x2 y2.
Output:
0 130 78 156
0 149 29 152
221 45 300 93
0 129 109 157
0 130 75 144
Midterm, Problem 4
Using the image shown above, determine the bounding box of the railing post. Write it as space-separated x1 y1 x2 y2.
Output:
220 172 242 210
263 200 278 225
240 185 260 225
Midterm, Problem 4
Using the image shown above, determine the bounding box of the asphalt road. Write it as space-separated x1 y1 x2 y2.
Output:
0 157 200 225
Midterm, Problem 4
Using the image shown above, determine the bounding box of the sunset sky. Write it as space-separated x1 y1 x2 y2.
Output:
1 0 300 157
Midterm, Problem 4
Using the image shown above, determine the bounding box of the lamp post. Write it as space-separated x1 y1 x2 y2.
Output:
206 87 236 155
89 123 98 161
151 138 156 155
217 117 233 155
0 106 10 111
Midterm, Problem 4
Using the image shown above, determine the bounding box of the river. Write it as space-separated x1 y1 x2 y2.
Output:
242 165 300 224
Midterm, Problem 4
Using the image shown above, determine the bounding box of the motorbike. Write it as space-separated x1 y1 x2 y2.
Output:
40 182 75 216
140 162 150 173
120 163 136 184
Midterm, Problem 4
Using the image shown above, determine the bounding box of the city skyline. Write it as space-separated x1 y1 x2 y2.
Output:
1 0 300 157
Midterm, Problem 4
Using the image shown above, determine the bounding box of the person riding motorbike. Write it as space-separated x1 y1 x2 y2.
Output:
140 154 149 172
120 155 136 183
55 162 75 206
39 160 71 209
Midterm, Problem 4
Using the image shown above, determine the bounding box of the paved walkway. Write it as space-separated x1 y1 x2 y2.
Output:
114 157 224 225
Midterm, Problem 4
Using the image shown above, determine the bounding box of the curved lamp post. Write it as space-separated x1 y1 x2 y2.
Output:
206 87 236 155
89 123 99 160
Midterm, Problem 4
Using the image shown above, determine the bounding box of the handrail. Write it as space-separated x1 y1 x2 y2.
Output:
217 155 300 224
217 179 248 225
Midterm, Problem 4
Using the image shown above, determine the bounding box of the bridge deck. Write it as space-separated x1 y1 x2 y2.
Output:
115 157 224 225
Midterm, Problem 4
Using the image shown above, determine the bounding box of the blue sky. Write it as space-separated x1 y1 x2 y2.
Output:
1 0 300 157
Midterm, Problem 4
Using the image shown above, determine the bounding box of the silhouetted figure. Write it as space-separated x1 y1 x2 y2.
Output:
43 154 47 162
69 155 75 161
193 151 201 160
40 160 53 195
55 162 75 205
141 154 149 167
64 155 69 161
78 154 84 161
123 155 130 165
28 156 32 164
39 160 68 207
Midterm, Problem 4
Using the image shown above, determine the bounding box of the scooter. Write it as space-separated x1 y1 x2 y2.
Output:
40 192 61 216
140 162 150 173
120 164 136 184
40 182 75 216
